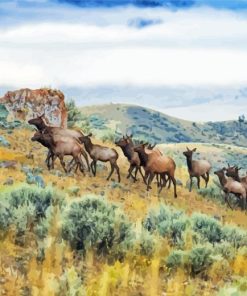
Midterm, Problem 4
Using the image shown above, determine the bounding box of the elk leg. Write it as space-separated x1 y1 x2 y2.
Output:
114 163 121 183
127 164 136 181
206 172 210 187
107 162 114 181
67 158 76 172
189 176 193 192
144 171 151 189
45 150 51 169
59 155 67 173
225 192 233 210
156 174 160 188
139 167 147 185
81 149 90 172
91 160 97 176
51 155 56 170
90 161 95 175
77 156 85 176
170 175 177 198
201 173 209 188
168 176 171 189
196 176 200 189
147 172 155 191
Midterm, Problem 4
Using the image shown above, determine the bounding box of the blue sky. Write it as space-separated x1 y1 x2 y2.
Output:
0 0 247 121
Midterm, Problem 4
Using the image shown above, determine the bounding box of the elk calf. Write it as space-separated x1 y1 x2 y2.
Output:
81 133 121 182
183 147 211 192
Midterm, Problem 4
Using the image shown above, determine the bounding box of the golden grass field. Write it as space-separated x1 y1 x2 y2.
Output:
0 128 247 296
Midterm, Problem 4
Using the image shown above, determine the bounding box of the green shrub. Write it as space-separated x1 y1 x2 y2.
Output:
143 205 189 246
166 250 188 270
62 195 133 257
214 242 236 261
0 185 63 242
188 245 213 276
192 213 222 244
197 185 223 203
221 225 247 248
0 204 12 235
138 230 156 257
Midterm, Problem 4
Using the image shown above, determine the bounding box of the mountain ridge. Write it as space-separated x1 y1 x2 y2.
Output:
80 103 247 147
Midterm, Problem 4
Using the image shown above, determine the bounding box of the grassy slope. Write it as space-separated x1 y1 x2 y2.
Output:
80 103 247 147
0 127 247 295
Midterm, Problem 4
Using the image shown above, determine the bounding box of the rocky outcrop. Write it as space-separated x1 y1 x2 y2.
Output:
0 88 67 128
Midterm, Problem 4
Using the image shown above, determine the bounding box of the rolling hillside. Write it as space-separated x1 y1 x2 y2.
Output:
80 104 247 147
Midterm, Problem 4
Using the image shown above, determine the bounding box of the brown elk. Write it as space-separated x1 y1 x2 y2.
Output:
28 115 88 168
183 147 211 192
80 133 121 182
31 131 87 174
214 168 246 210
115 135 145 182
225 165 247 191
134 143 177 198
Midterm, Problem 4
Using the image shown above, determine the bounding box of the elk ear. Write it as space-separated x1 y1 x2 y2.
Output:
144 142 148 146
192 148 197 152
130 134 133 138
237 167 242 171
222 167 226 171
186 146 190 151
87 133 93 137
228 163 230 168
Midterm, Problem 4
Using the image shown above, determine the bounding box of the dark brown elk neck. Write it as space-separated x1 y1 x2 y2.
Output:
121 143 134 161
34 120 48 131
83 138 93 154
217 173 227 187
36 137 53 150
136 149 148 166
185 156 193 172
234 173 241 182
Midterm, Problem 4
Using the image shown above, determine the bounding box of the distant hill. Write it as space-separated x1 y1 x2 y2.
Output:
80 103 247 147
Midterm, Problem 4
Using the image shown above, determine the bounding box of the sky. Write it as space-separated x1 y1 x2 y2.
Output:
0 0 247 122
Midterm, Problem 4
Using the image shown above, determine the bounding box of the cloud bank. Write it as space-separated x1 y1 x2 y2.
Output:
0 3 247 121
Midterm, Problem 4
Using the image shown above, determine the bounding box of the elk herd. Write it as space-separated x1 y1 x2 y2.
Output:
28 115 247 211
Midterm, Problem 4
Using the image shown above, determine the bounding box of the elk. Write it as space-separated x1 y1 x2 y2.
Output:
225 165 247 192
28 115 89 168
80 133 121 182
134 143 177 198
115 135 145 182
214 168 246 210
183 147 211 192
31 131 87 174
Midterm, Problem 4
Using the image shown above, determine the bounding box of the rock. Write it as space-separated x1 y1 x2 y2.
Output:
0 135 10 147
3 177 14 185
0 161 17 169
26 172 45 188
34 175 45 188
0 88 67 128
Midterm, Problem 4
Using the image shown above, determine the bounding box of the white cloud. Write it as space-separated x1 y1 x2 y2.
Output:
0 6 247 121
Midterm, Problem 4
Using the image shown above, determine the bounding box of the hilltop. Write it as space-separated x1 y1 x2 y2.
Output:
80 103 247 147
